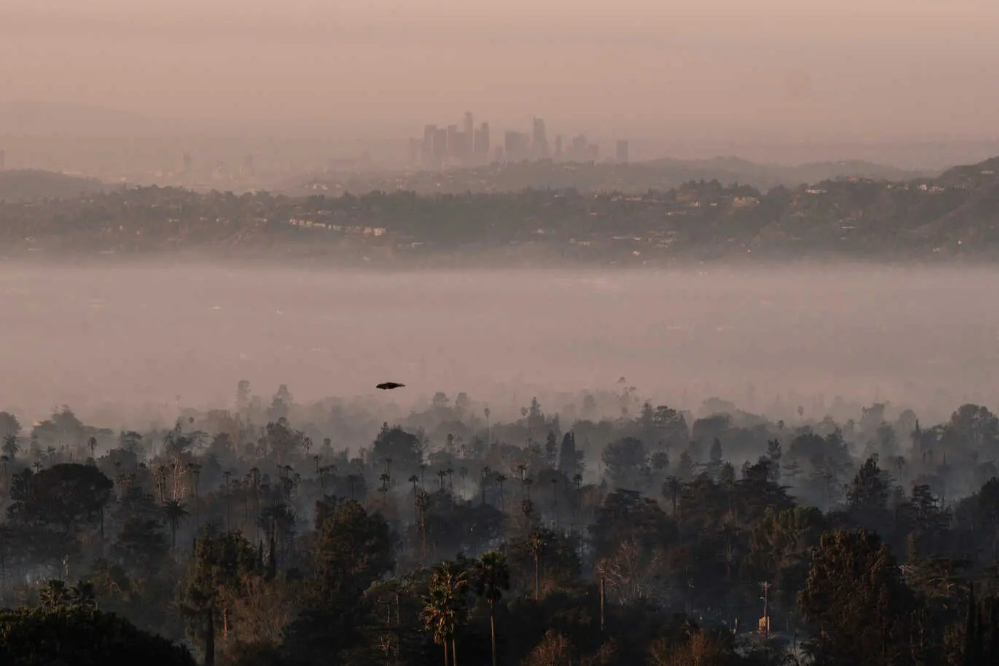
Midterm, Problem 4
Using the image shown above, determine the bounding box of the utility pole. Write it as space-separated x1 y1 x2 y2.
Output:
599 572 606 632
761 581 771 639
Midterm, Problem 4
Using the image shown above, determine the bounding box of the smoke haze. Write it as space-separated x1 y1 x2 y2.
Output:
2 264 996 426
2 0 999 144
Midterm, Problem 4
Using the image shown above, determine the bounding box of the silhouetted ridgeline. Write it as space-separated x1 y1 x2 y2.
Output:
0 169 108 203
2 157 999 265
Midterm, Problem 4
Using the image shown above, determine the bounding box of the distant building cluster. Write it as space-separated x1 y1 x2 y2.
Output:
409 112 628 168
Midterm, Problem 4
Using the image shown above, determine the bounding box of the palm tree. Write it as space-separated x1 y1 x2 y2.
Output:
163 499 190 550
495 473 507 511
415 490 429 558
664 476 681 517
71 581 97 609
472 552 510 666
480 467 492 506
550 478 561 528
528 529 547 600
484 407 491 444
422 561 468 666
40 579 71 609
408 474 420 493
437 469 448 491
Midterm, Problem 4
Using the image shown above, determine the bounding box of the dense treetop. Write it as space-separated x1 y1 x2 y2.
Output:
3 383 999 665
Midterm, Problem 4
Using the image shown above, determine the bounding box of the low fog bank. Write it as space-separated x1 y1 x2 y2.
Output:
0 264 996 428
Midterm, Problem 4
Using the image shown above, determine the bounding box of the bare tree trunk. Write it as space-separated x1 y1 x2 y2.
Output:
452 638 457 666
490 602 497 666
534 556 540 600
205 609 215 666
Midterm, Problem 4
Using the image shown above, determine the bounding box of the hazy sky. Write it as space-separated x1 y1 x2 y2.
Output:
2 0 999 141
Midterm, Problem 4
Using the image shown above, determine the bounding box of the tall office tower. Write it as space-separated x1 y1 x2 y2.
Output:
446 125 459 158
554 135 563 159
242 154 255 176
0 149 5 171
408 138 422 165
474 122 491 159
453 132 471 161
433 128 448 163
505 131 530 161
423 124 437 164
616 140 630 164
532 118 549 159
180 152 192 173
463 112 474 151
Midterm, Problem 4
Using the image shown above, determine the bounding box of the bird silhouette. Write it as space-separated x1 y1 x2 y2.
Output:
376 382 406 390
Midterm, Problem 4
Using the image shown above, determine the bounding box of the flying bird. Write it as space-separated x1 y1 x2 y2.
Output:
376 382 406 390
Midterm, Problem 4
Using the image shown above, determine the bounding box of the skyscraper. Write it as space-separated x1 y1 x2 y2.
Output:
474 122 491 159
554 135 563 160
532 118 549 159
433 128 448 163
463 113 474 144
0 149 5 171
446 125 459 158
616 140 630 164
505 131 530 161
423 125 438 165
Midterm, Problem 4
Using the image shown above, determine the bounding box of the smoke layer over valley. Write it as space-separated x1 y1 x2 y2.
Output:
1 265 995 427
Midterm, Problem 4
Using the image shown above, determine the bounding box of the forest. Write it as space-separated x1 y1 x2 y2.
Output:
2 156 999 265
2 383 999 666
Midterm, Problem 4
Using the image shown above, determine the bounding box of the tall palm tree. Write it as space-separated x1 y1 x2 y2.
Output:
664 476 681 517
528 529 547 600
494 473 508 511
422 561 468 666
480 467 492 506
551 478 559 529
163 499 190 550
415 490 429 559
472 551 510 666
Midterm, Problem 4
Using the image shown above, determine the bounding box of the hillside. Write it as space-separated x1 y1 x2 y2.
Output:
292 156 924 197
0 157 997 265
0 169 108 202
